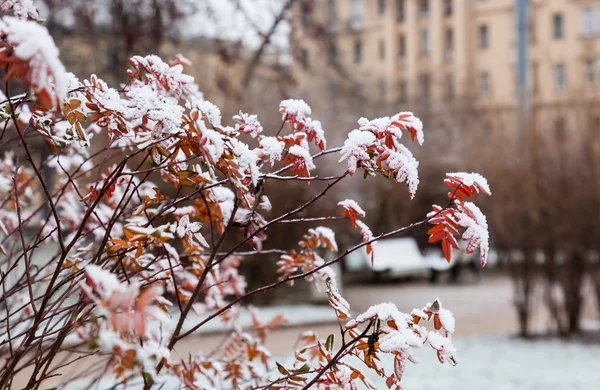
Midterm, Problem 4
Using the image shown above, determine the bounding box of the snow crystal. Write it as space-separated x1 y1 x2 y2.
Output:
0 17 68 107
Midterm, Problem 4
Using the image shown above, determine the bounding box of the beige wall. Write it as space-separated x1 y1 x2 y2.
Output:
291 0 600 112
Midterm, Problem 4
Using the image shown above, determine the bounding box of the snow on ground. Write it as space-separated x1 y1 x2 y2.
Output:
180 304 336 334
59 335 600 390
386 335 600 390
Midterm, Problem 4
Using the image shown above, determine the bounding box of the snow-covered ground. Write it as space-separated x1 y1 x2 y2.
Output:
60 334 600 390
395 335 600 390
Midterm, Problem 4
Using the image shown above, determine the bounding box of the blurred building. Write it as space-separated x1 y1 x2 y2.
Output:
291 0 600 142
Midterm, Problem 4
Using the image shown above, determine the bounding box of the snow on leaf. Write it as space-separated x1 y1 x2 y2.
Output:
338 199 366 227
233 111 263 138
455 201 490 267
445 172 492 200
255 136 284 166
0 17 68 109
339 129 376 175
304 118 326 150
279 98 311 125
392 112 424 145
326 283 350 320
288 144 315 176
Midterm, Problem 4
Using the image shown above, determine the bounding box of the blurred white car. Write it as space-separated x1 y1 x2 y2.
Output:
344 237 477 282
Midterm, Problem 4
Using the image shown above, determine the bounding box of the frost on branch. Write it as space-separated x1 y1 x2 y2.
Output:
0 17 67 109
339 113 423 198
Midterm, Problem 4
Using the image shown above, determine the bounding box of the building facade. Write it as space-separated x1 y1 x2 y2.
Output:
292 0 600 120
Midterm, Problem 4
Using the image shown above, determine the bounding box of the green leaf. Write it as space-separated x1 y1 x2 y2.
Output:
297 363 310 373
276 362 289 375
325 334 334 352
430 299 440 311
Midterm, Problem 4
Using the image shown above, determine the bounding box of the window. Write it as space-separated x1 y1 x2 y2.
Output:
300 48 309 70
447 73 455 98
354 39 362 64
379 39 386 60
378 0 386 15
328 0 337 30
532 61 539 95
555 118 566 143
398 34 406 65
479 24 489 48
301 3 310 27
553 13 564 39
422 29 430 55
379 79 387 99
353 0 363 24
396 0 404 21
398 80 407 102
480 72 490 97
419 0 429 18
420 73 430 100
444 0 453 16
445 28 454 59
585 59 596 87
583 7 596 36
328 43 337 65
554 64 566 92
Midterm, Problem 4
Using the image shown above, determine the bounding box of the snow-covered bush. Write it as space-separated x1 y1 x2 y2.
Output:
0 6 492 389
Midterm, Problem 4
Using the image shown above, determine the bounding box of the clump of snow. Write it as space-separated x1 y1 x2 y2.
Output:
338 129 376 175
279 99 311 122
255 136 284 165
288 144 315 170
0 17 68 107
338 199 366 217
438 308 456 334
446 172 492 196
